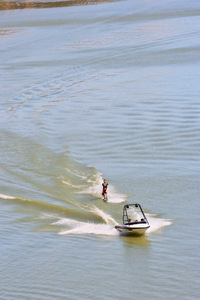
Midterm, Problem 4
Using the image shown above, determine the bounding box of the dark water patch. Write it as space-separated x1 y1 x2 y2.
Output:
0 130 99 202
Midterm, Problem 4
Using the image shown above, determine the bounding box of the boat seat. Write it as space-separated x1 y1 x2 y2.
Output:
125 220 146 225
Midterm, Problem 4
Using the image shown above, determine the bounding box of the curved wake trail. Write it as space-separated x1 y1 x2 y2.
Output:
50 199 119 236
0 194 172 237
62 170 127 203
86 204 117 225
0 193 97 221
0 194 16 200
54 203 119 236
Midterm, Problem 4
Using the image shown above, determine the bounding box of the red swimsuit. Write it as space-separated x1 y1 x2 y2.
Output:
102 183 108 195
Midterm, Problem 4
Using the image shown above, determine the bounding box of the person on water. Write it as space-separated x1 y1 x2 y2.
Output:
102 179 108 196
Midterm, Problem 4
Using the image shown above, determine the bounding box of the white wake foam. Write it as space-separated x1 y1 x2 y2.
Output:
54 212 172 236
0 193 16 200
88 205 117 225
65 168 88 180
146 213 173 234
80 173 127 203
54 218 118 236
61 166 127 203
62 180 82 189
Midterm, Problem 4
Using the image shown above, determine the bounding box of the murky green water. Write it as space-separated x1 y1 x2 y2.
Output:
0 0 200 299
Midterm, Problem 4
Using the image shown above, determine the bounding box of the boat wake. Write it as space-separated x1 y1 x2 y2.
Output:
62 169 127 203
146 214 173 234
0 194 16 200
54 218 118 236
52 210 172 237
0 193 172 237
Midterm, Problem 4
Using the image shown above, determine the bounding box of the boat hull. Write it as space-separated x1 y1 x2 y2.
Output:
115 224 150 236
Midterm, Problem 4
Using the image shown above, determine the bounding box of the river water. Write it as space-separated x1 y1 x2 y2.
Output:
0 0 200 299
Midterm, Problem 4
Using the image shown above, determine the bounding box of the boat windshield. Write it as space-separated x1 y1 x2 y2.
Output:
123 204 147 224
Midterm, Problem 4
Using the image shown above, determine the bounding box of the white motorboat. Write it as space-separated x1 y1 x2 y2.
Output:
115 204 150 235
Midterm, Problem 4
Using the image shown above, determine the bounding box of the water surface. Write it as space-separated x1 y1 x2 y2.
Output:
0 0 200 299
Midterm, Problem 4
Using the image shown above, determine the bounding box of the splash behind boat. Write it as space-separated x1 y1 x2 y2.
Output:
115 204 150 235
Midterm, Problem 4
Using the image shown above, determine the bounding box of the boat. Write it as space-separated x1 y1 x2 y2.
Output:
115 203 150 235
